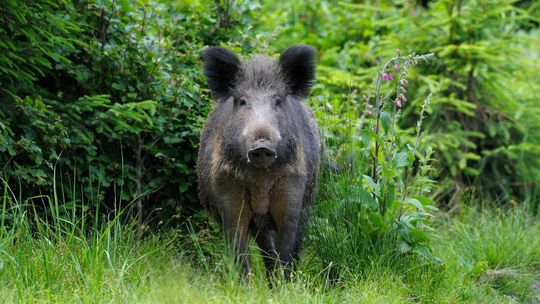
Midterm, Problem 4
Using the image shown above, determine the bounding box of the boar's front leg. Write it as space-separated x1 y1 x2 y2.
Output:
215 176 252 275
269 176 306 277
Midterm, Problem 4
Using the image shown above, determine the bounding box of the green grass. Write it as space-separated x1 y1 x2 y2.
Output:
1 185 539 303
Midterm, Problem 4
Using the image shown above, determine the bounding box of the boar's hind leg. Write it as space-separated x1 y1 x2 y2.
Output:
270 176 306 277
291 209 308 261
216 177 252 275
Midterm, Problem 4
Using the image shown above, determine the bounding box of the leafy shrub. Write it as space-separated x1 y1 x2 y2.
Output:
0 0 259 224
308 51 441 278
382 1 540 204
255 0 540 206
0 0 82 188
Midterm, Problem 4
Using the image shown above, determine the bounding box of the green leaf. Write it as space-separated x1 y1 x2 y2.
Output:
380 111 391 133
398 241 412 253
412 245 442 264
394 152 409 168
403 198 424 211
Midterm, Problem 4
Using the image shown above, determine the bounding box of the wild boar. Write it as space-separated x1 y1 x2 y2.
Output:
197 45 320 276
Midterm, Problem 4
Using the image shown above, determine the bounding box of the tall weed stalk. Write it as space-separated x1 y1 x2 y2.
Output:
309 50 440 279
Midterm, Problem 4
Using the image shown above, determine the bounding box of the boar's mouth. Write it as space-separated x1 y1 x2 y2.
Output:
246 141 277 168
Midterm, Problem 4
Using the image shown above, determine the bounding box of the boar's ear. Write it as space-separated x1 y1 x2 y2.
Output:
202 47 241 99
279 45 316 98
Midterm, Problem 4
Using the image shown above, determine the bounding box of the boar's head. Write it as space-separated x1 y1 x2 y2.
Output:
202 45 316 169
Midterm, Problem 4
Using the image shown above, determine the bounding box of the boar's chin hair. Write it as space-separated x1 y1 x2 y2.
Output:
202 47 241 99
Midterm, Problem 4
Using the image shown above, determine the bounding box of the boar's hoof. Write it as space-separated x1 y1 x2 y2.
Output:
247 146 277 168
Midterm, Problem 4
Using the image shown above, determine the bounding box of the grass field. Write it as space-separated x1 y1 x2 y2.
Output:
1 185 539 304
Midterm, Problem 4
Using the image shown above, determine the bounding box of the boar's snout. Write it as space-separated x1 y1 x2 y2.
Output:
247 140 277 168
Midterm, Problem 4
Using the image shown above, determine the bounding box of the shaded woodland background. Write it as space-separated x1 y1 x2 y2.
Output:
1 0 539 226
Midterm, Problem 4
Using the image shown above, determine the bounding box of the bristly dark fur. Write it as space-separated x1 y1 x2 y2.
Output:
279 45 316 98
202 47 241 99
235 56 285 95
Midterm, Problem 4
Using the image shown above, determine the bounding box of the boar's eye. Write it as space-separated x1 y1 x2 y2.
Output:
274 97 283 108
238 97 248 107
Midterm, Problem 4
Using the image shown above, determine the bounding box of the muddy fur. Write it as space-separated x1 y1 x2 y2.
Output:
197 45 320 276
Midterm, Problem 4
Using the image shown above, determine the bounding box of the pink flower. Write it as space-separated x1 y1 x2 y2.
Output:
401 94 407 102
396 99 402 108
400 79 408 86
394 64 399 71
382 72 394 81
397 49 401 57
401 86 407 93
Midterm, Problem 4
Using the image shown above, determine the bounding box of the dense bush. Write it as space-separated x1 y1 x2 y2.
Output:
1 0 80 188
308 51 442 275
0 0 263 224
255 0 540 206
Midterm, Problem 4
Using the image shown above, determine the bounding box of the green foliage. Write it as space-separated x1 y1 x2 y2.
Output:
0 177 167 302
309 52 441 278
1 0 539 223
2 1 540 301
255 0 540 206
391 0 540 203
0 0 81 187
0 0 260 221
440 206 540 302
2 179 539 302
0 0 81 96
